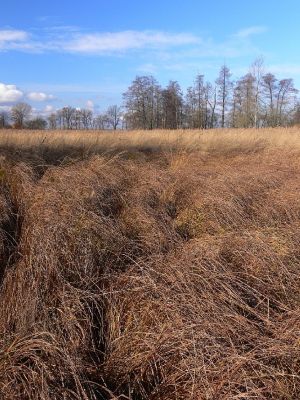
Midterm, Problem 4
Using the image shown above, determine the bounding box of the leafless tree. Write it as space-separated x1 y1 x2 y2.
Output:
106 105 122 130
251 57 264 127
93 114 109 130
293 103 300 125
25 117 47 130
262 73 277 126
0 111 9 128
48 113 57 129
206 83 217 128
11 102 32 128
216 65 232 128
27 59 299 132
123 76 162 129
185 75 210 129
276 79 298 125
80 109 93 130
162 81 183 129
231 73 256 128
59 107 76 129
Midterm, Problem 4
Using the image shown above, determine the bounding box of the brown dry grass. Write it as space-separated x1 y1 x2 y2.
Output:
0 127 300 161
0 128 299 399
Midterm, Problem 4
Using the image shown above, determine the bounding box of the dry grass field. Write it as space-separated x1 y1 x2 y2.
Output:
0 128 300 159
0 128 299 399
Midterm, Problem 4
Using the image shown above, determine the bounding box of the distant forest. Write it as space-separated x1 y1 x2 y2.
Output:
2 58 300 130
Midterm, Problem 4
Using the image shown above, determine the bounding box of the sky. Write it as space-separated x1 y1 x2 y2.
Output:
1 0 300 116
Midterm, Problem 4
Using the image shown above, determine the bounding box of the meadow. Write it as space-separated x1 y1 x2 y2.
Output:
0 128 299 399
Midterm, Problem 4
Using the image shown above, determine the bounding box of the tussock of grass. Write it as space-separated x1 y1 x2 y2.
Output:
0 129 299 399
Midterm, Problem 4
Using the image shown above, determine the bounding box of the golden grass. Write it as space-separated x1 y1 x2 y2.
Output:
0 127 300 157
0 129 299 399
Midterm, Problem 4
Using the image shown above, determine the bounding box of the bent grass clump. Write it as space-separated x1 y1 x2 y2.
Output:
0 128 299 399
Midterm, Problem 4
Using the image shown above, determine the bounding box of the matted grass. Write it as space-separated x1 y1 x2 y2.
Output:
0 129 299 399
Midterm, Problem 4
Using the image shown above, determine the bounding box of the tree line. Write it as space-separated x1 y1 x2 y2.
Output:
0 103 123 130
123 59 299 129
1 59 300 130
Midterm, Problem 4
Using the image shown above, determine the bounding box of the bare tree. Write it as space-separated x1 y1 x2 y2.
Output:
48 113 57 129
121 62 298 130
93 114 109 130
25 118 47 130
162 81 183 129
251 57 264 128
276 79 298 125
262 73 277 126
185 75 209 129
231 73 256 128
11 102 32 128
106 105 122 130
72 109 82 129
40 59 299 132
80 109 93 130
216 65 232 128
293 103 300 125
194 74 206 128
206 83 217 128
59 107 76 129
0 111 9 128
123 76 162 129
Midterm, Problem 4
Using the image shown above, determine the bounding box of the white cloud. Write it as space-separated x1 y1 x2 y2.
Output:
234 26 267 39
27 92 55 102
0 28 200 54
0 29 28 42
0 82 56 109
63 30 200 54
0 26 267 60
0 29 29 51
0 83 23 103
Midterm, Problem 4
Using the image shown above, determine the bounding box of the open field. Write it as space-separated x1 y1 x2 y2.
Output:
0 128 300 160
0 128 299 399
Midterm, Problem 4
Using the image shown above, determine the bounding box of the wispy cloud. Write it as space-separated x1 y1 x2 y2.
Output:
0 28 202 54
59 26 266 58
0 25 268 61
62 30 200 54
0 30 28 42
0 29 29 50
233 26 267 39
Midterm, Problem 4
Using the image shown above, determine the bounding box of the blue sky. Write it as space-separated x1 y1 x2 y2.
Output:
1 0 300 115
